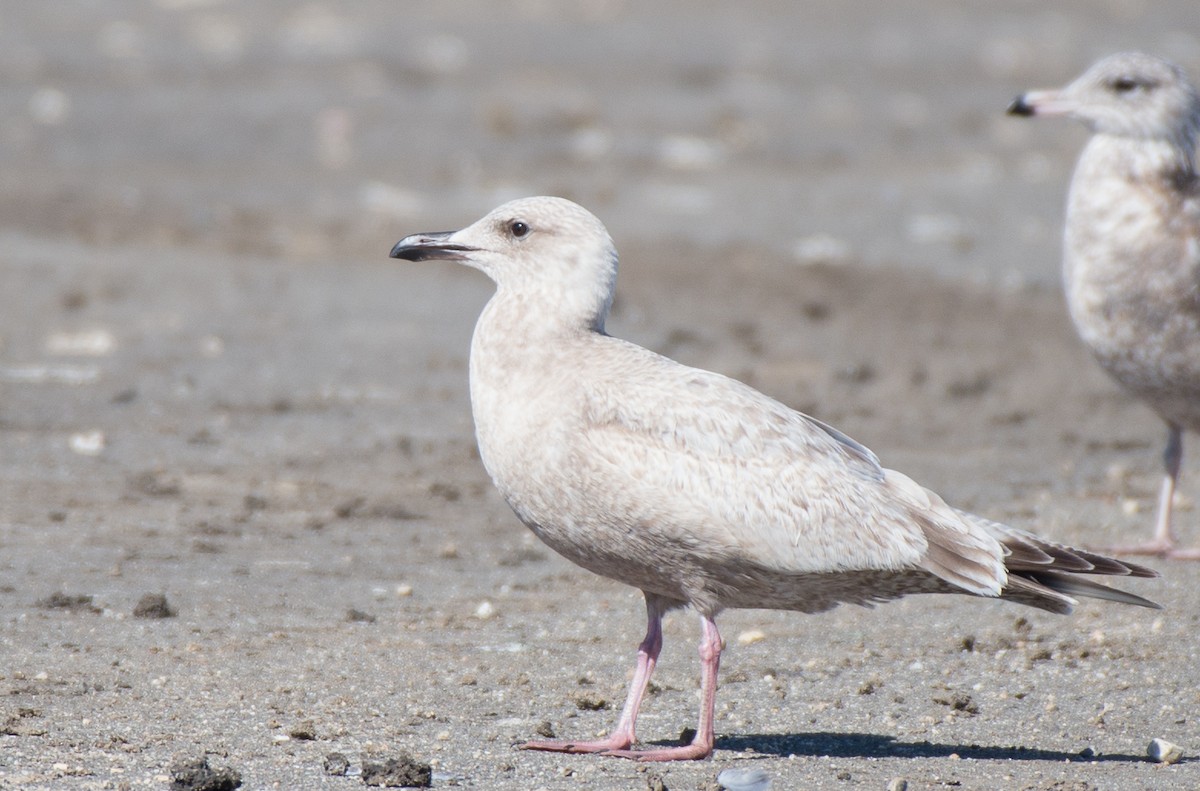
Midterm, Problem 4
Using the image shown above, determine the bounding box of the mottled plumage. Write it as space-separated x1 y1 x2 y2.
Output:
391 196 1158 761
1010 53 1200 559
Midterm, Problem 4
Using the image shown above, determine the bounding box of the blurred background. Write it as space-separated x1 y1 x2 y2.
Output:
4 0 1198 284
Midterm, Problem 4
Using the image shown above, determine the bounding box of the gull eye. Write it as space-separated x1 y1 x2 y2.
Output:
510 220 530 238
1110 76 1149 93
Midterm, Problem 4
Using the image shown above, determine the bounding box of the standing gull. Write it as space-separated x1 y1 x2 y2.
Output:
390 196 1158 762
1009 53 1200 559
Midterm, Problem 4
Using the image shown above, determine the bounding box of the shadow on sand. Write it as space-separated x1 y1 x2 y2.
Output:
700 732 1158 763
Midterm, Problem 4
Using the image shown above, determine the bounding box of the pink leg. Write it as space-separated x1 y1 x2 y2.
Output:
520 594 667 754
1108 424 1200 559
603 612 723 762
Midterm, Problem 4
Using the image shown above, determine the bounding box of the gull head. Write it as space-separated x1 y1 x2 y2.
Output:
1008 52 1200 146
391 196 619 331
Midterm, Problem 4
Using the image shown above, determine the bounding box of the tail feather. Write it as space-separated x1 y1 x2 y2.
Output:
999 573 1076 615
1026 570 1163 610
951 509 1160 612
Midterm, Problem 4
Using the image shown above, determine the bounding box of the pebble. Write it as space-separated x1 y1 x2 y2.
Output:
1 364 100 385
45 329 116 356
645 773 669 791
432 771 467 784
474 600 495 619
322 753 349 776
69 430 106 456
1105 461 1131 484
1147 737 1184 764
792 234 853 266
736 628 766 646
716 767 771 791
886 779 908 791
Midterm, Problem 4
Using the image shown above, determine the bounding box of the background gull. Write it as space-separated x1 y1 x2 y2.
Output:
1009 53 1200 560
390 196 1159 762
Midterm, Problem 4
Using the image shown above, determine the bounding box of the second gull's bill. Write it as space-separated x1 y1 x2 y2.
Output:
1009 53 1200 559
390 196 1159 762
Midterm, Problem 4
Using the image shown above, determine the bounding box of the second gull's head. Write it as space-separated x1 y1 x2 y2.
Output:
1008 52 1200 147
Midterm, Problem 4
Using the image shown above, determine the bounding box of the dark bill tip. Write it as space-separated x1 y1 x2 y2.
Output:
1006 95 1035 116
388 232 476 262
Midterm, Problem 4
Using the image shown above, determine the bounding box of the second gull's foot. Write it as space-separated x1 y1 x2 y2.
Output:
1101 538 1182 558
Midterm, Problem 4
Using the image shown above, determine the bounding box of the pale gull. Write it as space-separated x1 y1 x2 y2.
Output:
1009 53 1200 559
390 196 1159 762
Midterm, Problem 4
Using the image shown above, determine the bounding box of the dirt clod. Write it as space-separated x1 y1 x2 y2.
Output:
933 692 979 715
572 691 609 711
129 470 182 498
169 755 243 791
133 593 176 619
2 708 46 737
361 753 432 787
288 720 317 741
37 592 99 613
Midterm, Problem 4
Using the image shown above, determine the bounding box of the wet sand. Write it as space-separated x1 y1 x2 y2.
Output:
2 2 1198 789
